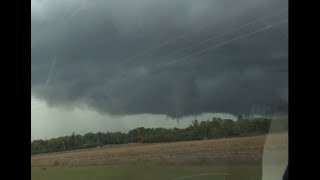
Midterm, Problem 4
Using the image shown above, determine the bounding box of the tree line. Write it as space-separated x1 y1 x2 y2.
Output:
31 116 287 155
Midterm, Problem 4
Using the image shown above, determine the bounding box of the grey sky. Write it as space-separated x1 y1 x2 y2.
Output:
31 0 288 140
31 96 236 140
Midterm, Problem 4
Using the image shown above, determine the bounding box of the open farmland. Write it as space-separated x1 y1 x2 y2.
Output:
32 133 287 180
32 133 287 167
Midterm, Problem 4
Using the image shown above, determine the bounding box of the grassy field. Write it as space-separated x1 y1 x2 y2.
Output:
32 164 265 180
32 133 287 180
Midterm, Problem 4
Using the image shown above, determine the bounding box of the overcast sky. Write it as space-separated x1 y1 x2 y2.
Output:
31 0 288 140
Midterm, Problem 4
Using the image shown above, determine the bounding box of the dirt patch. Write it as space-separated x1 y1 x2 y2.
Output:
31 133 287 167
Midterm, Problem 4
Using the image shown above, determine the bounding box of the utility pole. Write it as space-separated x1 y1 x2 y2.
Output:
176 111 180 126
62 141 65 151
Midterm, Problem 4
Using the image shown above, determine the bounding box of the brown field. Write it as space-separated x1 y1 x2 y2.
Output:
31 132 287 167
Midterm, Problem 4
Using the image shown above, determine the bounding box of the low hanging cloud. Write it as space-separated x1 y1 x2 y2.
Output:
31 0 288 118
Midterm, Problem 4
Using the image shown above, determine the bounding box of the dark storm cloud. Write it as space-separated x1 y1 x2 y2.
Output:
32 0 288 118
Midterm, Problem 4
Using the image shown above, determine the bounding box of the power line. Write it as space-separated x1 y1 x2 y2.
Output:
112 18 288 83
117 8 287 68
102 9 288 84
157 19 288 68
163 10 286 59
114 21 215 67
98 8 287 84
